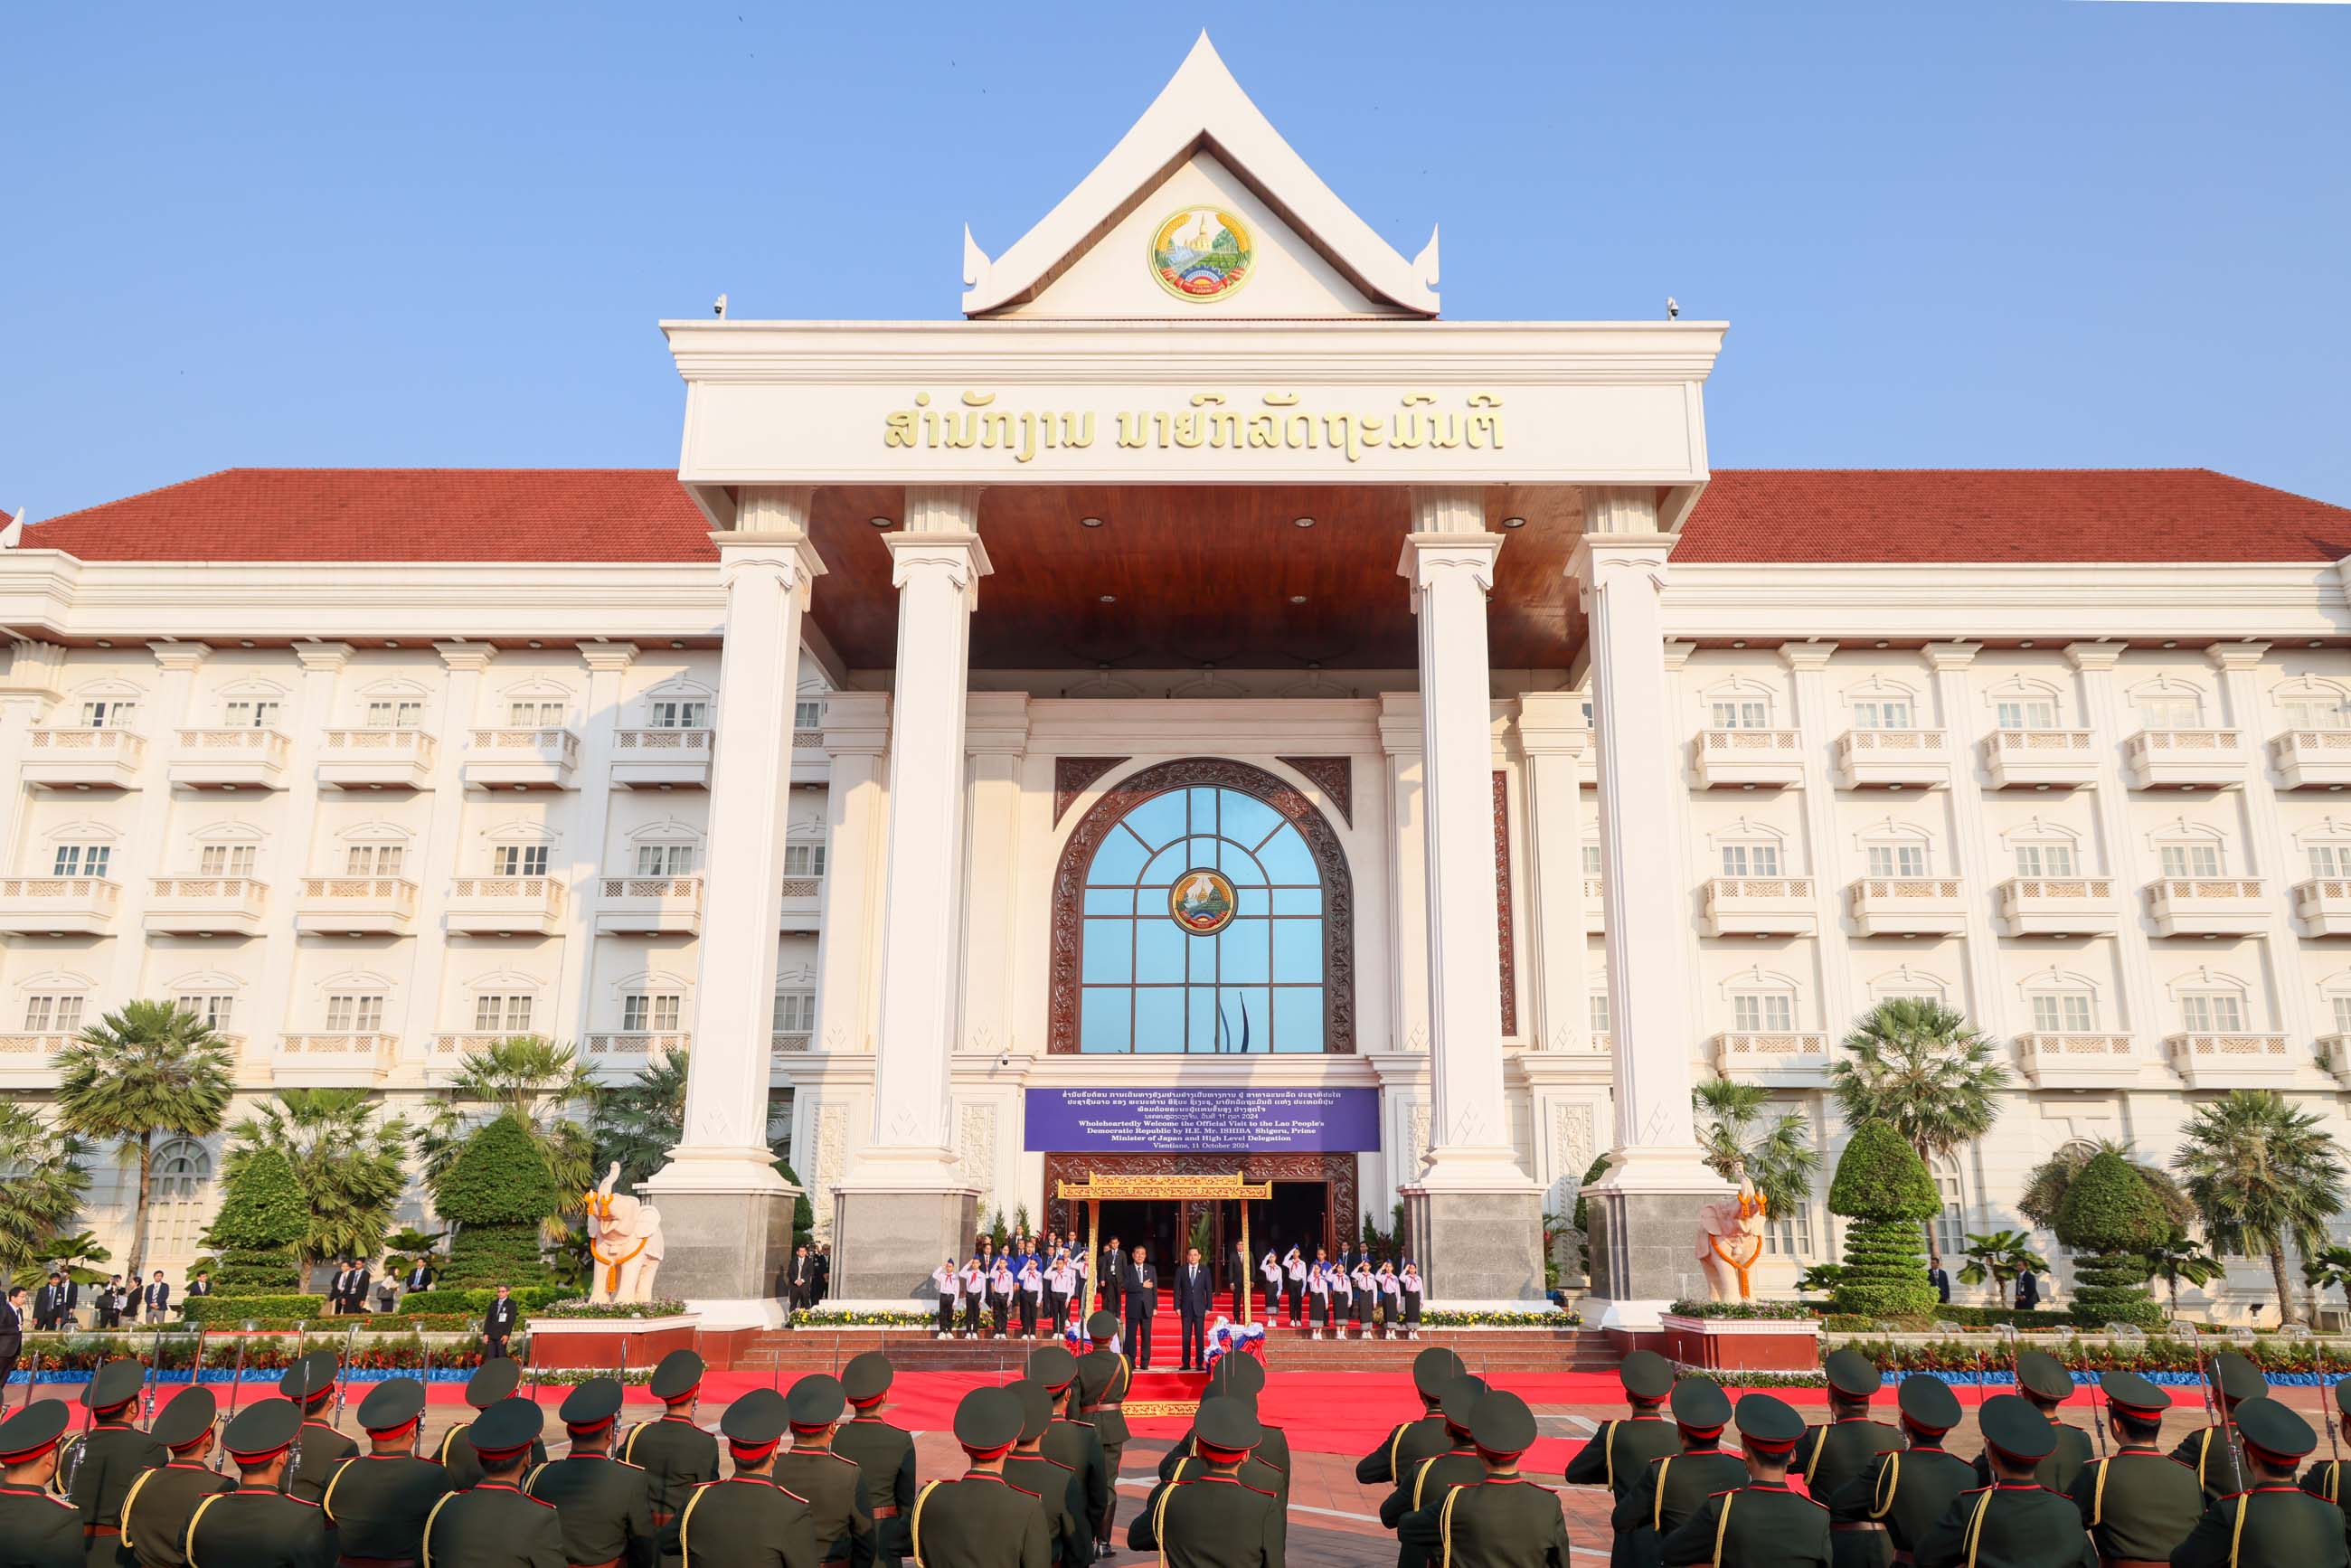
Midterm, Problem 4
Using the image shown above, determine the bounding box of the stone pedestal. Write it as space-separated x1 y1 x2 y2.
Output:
1402 1185 1547 1307
829 1185 979 1306
633 1167 795 1329
1582 1152 1732 1328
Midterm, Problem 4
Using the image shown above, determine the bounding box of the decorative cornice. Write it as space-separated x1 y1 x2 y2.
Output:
147 640 211 673
291 642 355 675
1922 640 1983 672
578 641 642 675
1397 531 1503 596
2065 641 2126 673
434 640 496 673
1777 640 1836 674
2206 640 2271 673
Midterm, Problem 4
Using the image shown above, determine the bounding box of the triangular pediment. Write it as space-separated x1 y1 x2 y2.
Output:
961 33 1438 319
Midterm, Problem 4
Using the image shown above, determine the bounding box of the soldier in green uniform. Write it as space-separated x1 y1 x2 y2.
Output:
316 1378 450 1568
772 1375 873 1567
524 1379 657 1568
1166 1387 1289 1500
56 1358 166 1568
1157 1357 1291 1503
1616 1378 1747 1568
1356 1347 1469 1488
2301 1376 2351 1507
416 1398 567 1568
2167 1351 2264 1504
1790 1348 1902 1549
279 1351 358 1507
620 1351 718 1560
118 1388 232 1568
1069 1317 1130 1559
2 1400 89 1568
438 1361 550 1492
2061 1370 2203 1568
1378 1374 1487 1563
2171 1395 2348 1568
669 1389 817 1568
830 1355 914 1568
1826 1374 1971 1568
1393 1391 1569 1568
1001 1381 1084 1568
1659 1394 1831 1568
1912 1395 2094 1568
1563 1349 1683 1566
905 1388 1050 1568
184 1399 335 1568
1026 1346 1108 1556
1971 1352 2092 1496
1128 1394 1285 1567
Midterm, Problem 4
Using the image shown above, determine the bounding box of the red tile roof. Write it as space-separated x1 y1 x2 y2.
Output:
14 466 2350 566
1675 468 2351 565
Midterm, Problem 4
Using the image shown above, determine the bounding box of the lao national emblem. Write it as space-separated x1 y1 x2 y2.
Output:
1169 867 1239 935
1150 207 1253 302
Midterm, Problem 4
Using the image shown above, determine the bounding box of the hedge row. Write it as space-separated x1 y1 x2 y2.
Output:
394 1287 568 1314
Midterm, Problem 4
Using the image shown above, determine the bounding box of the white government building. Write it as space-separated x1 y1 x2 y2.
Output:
6 37 2351 1324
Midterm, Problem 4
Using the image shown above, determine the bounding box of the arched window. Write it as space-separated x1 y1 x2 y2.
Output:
2001 817 2084 879
1056 761 1351 1054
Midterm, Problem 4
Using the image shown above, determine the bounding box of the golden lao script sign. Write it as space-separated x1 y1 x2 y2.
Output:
883 390 1506 468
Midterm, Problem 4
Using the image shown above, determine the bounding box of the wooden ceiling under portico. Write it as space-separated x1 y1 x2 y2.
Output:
800 484 1588 673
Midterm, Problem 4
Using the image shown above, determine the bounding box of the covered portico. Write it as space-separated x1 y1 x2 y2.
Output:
637 35 1729 1327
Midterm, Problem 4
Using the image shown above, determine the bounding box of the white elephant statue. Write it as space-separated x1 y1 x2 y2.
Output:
1694 1171 1768 1303
583 1162 666 1304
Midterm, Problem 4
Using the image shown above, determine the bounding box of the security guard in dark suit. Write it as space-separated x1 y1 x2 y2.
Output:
278 1351 358 1507
1659 1395 1831 1568
1616 1378 1747 1568
669 1390 816 1568
2302 1374 2351 1508
525 1379 657 1568
56 1358 166 1568
1025 1347 1107 1554
1791 1348 1901 1568
621 1351 717 1561
1128 1394 1285 1567
1395 1392 1568 1568
2063 1370 2204 1568
2167 1351 2265 1504
1971 1352 2093 1497
1380 1377 1486 1568
2172 1396 2347 1568
1357 1347 1468 1489
1562 1349 1681 1566
1000 1382 1084 1568
772 1376 873 1567
118 1389 232 1568
830 1355 914 1568
438 1361 550 1492
1157 1356 1292 1503
905 1389 1049 1568
1070 1316 1131 1557
184 1400 335 1568
1826 1374 1972 1568
317 1378 449 1568
1 1400 90 1568
417 1399 567 1568
1913 1396 2095 1568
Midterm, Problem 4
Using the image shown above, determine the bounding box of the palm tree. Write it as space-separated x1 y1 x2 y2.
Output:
417 1034 599 1201
2149 1227 2227 1318
0 1101 90 1279
14 1230 111 1290
52 999 234 1283
2175 1089 2349 1327
222 1089 411 1276
1692 1077 1819 1214
590 1048 791 1192
1956 1230 2051 1306
1829 998 2009 1266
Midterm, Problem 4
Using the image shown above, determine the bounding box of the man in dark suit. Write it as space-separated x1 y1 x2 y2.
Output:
482 1282 519 1357
1174 1246 1213 1370
788 1245 813 1310
2015 1268 2041 1311
1929 1262 1951 1304
811 1243 830 1306
345 1258 373 1315
399 1257 434 1302
1099 1236 1124 1322
1 1285 24 1390
186 1268 214 1302
33 1271 66 1331
99 1273 127 1327
1122 1244 1158 1370
143 1270 171 1322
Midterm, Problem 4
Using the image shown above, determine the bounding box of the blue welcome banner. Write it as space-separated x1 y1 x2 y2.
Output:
1024 1087 1380 1152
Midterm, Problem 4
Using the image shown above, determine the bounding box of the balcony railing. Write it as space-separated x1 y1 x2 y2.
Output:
23 726 146 788
276 1033 399 1074
585 1032 689 1058
2146 877 2269 938
145 876 269 936
612 728 714 790
294 876 419 934
1711 1031 1830 1079
2165 1031 2293 1087
1979 728 2100 790
2295 878 2351 937
793 729 826 749
1833 729 1951 789
618 728 713 755
780 878 823 899
446 876 566 936
169 728 291 789
0 876 122 934
771 1032 813 1055
2122 729 2245 790
1693 728 1805 789
318 727 438 789
0 1032 72 1057
462 727 581 789
596 876 703 935
1994 876 2119 938
2272 730 2351 789
1702 876 1818 937
1582 875 1605 930
1846 878 1968 936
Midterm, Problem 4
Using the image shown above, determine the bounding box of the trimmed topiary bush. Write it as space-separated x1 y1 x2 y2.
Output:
2054 1149 2170 1327
434 1114 559 1287
200 1145 307 1294
1827 1121 1941 1318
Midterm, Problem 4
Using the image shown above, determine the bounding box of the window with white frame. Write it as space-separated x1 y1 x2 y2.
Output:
2180 990 2247 1034
224 698 281 728
1852 697 1913 730
52 844 110 879
2331 994 2351 1036
2311 844 2351 878
782 842 827 878
198 843 258 878
623 992 682 1032
1710 697 1770 729
1931 1157 1967 1261
2029 990 2096 1033
1865 841 1929 877
773 991 817 1034
1589 992 1611 1034
1721 841 1782 877
2014 841 2077 877
472 993 534 1033
2137 692 2205 729
24 994 85 1034
2281 692 2350 730
325 993 386 1032
648 699 709 730
1764 1199 1814 1261
80 698 138 729
493 844 550 877
1581 843 1602 877
175 993 235 1033
149 1138 214 1256
1731 992 1796 1032
1996 697 2058 730
2158 841 2224 878
793 700 825 731
508 698 566 726
635 842 694 877
346 843 405 876
364 699 424 728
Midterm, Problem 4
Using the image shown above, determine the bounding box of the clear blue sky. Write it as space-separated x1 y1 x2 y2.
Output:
6 1 2346 520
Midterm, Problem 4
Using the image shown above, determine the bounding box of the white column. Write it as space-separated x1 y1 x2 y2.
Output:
396 643 495 1064
641 489 824 1322
1517 693 1592 1053
0 642 66 878
2211 642 2312 1044
1924 643 2006 1033
1572 487 1728 1324
960 694 1030 1059
1780 643 1856 1029
107 644 209 1001
1377 697 1431 1056
809 693 889 1054
253 643 350 1070
2069 643 2161 1042
556 641 638 1043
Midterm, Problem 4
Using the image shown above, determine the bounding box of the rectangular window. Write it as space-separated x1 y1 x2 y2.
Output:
773 991 817 1033
346 845 404 876
623 993 682 1032
2285 698 2349 731
2182 994 2245 1033
493 845 550 877
1721 844 1781 877
326 994 385 1032
1588 992 1610 1034
2334 996 2351 1035
1732 994 1794 1032
635 844 694 877
1852 700 1912 730
647 699 709 729
52 845 109 879
198 845 258 877
1866 844 1928 877
224 700 281 728
24 995 85 1034
781 843 827 878
2139 696 2204 729
793 700 825 731
2031 994 2094 1033
473 995 533 1033
1710 700 1769 730
508 700 565 727
2160 843 2223 878
176 995 233 1032
1996 699 2057 730
1765 1202 1814 1261
2015 843 2076 877
364 700 423 728
80 699 138 729
1581 844 1603 876
2314 845 2351 879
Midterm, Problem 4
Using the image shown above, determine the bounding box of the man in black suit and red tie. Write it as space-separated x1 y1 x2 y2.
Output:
1174 1246 1213 1370
1123 1244 1159 1370
0 1285 24 1390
